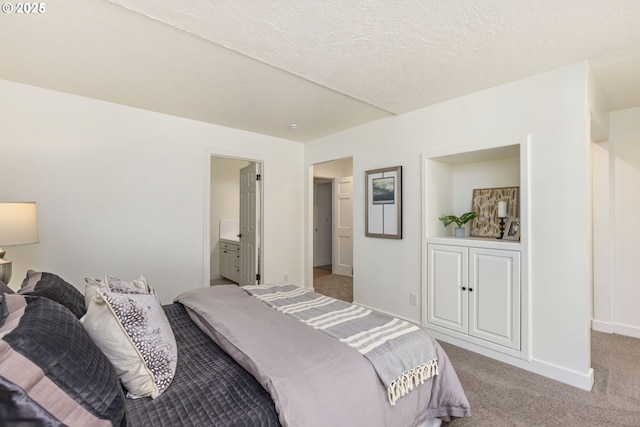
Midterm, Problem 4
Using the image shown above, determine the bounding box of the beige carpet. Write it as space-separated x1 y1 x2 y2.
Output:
442 331 640 426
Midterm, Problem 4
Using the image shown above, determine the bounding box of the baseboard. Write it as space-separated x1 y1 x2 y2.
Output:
592 320 640 339
527 359 594 391
591 320 614 334
426 327 594 391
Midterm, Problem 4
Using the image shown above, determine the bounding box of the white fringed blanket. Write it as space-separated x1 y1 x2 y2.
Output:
243 283 438 405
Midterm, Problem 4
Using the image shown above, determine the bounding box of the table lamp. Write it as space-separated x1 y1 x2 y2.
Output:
0 202 39 284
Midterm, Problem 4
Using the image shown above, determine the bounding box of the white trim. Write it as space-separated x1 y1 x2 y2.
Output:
591 320 614 334
593 320 640 339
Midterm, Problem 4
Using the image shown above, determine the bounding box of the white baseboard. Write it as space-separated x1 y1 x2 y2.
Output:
527 359 594 391
591 320 614 334
592 320 640 339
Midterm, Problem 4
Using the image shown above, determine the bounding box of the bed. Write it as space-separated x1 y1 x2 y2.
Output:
0 271 470 426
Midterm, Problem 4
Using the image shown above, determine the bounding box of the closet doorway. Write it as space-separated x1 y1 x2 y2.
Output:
209 155 263 287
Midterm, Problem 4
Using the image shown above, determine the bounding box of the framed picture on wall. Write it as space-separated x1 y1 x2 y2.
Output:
365 166 402 239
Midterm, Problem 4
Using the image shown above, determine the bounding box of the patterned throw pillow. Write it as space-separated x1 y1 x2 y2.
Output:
81 275 177 399
19 270 86 318
0 294 126 426
84 274 151 309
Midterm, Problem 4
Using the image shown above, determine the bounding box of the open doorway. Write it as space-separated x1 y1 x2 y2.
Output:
209 156 263 287
312 157 353 302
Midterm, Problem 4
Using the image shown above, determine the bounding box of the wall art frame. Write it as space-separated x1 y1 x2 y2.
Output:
365 166 402 239
470 186 519 238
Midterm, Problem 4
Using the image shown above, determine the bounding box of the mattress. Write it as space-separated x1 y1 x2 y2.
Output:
124 303 280 427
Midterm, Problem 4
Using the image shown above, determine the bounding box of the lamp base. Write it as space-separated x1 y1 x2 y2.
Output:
0 248 12 284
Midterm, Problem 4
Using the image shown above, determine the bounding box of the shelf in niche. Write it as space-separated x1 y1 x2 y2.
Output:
427 236 521 251
424 135 528 243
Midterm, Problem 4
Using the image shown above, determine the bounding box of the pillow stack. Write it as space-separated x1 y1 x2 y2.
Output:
81 275 177 399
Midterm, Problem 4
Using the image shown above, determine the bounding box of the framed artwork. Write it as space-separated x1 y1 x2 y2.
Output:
470 186 519 238
365 166 402 239
503 217 521 241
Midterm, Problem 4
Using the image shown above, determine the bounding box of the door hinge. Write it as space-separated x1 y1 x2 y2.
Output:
256 174 261 181
256 273 261 281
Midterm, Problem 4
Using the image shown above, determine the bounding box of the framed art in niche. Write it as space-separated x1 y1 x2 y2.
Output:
470 186 519 238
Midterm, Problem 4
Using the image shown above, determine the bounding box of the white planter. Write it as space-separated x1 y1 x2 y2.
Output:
454 227 466 237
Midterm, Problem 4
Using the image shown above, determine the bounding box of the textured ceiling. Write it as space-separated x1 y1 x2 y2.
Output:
2 0 640 142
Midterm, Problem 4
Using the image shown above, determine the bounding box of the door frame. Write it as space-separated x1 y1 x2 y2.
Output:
203 148 265 288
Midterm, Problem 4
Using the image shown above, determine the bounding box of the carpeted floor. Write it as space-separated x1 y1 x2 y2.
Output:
442 331 640 426
313 267 353 303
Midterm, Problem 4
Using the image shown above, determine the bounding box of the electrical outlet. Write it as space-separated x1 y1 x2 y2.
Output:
409 293 418 306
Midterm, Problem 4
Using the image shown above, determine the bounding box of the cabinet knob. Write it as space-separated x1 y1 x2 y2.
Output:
462 287 466 291
469 288 473 292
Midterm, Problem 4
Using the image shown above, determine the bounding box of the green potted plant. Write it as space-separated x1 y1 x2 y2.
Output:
439 211 478 237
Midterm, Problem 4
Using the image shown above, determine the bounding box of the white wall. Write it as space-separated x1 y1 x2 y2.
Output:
452 157 520 221
592 141 612 329
594 107 640 337
305 62 593 389
0 79 304 303
313 157 353 178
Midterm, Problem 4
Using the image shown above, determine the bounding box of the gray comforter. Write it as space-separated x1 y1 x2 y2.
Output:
176 285 470 427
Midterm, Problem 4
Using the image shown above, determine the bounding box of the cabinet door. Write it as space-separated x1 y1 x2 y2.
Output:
427 244 468 334
469 248 520 350
220 249 229 279
231 251 241 283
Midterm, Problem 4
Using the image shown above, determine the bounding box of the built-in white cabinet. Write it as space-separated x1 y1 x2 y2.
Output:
426 242 521 351
220 241 240 283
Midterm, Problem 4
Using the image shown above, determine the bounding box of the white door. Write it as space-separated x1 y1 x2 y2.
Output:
427 244 468 334
469 248 520 350
239 162 261 286
333 176 353 277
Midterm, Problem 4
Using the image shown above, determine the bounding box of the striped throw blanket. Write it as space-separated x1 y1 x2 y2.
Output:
243 283 438 405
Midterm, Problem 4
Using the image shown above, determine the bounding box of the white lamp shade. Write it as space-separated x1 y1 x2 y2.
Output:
0 202 39 246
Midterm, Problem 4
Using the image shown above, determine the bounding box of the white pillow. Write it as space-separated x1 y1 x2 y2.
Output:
81 275 177 399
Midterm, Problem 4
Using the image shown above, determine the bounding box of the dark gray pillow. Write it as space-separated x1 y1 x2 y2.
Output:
18 270 86 318
0 294 126 426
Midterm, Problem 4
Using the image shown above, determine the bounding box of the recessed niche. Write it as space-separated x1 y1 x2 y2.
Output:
424 136 528 241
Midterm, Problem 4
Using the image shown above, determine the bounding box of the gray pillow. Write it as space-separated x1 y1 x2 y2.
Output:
19 270 86 318
0 293 126 426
